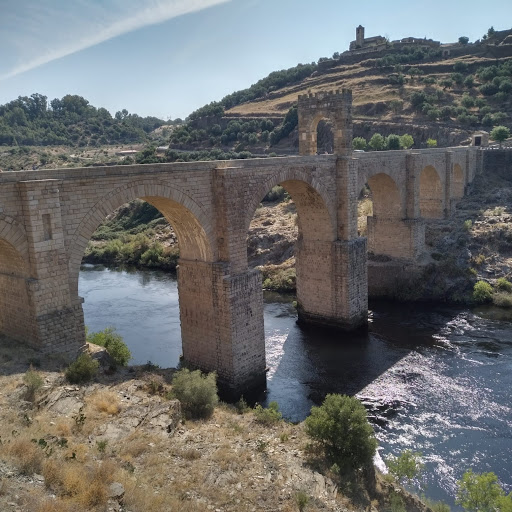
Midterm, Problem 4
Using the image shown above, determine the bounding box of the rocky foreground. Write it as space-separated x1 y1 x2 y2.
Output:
0 339 431 512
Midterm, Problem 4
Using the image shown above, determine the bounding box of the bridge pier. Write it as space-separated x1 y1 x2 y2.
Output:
18 179 83 356
296 238 368 330
367 217 425 260
177 259 266 395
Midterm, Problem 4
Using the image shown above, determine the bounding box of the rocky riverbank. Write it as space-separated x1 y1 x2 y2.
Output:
0 338 431 512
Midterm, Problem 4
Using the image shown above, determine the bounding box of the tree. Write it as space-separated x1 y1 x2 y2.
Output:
304 394 377 470
400 134 414 149
459 36 470 45
390 99 404 115
352 137 367 150
386 450 424 486
487 26 496 38
427 138 437 148
387 134 401 150
490 126 511 148
456 470 504 512
369 133 386 151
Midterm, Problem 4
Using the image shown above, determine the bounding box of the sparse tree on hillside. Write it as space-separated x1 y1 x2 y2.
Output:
458 36 470 45
389 99 403 115
490 125 511 147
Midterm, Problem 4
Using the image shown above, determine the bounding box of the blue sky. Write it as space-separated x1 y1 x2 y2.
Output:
1 0 511 120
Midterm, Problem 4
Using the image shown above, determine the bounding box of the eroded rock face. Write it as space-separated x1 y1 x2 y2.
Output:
93 397 181 442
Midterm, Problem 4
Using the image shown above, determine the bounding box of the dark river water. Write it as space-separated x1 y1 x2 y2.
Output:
79 265 512 506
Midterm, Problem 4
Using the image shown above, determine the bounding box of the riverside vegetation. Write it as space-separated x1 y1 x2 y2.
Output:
0 330 510 512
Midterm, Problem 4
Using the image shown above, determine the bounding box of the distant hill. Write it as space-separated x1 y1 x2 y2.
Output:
0 93 167 147
167 25 512 155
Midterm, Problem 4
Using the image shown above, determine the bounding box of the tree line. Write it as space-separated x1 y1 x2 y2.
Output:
0 93 166 146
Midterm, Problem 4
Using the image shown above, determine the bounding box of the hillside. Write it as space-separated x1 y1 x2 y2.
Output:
165 26 512 156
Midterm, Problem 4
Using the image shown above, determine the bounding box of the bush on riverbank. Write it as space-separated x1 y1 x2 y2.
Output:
473 281 493 303
85 234 179 271
305 394 377 471
261 263 296 292
87 327 132 367
170 368 218 419
65 353 99 384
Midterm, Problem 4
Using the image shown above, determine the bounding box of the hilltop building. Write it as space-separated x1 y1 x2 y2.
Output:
349 25 387 50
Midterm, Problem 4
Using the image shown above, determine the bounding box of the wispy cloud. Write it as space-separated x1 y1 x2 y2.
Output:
0 0 230 81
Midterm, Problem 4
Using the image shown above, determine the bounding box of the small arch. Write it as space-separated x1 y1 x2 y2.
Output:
419 165 443 219
452 163 465 199
68 180 215 296
0 237 37 345
367 173 402 219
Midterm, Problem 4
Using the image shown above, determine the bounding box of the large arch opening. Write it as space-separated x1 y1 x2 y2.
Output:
245 173 336 336
419 165 443 219
452 163 465 200
361 173 404 258
74 184 214 368
0 239 37 345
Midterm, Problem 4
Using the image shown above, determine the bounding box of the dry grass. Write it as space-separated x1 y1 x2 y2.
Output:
41 457 116 509
4 437 44 475
118 433 151 459
87 390 121 415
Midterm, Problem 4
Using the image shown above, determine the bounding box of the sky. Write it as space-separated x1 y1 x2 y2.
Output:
1 0 512 120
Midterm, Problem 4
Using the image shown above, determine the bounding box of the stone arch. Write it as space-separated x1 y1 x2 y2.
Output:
298 90 352 155
245 169 336 246
452 163 465 200
0 231 37 345
367 173 403 218
68 179 215 296
419 165 443 219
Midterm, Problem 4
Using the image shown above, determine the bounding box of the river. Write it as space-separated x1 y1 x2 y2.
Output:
79 265 512 506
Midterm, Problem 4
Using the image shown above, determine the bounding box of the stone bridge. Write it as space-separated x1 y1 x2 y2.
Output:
0 90 481 394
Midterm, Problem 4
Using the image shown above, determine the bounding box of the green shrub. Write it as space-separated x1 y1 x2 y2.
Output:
386 450 424 485
87 327 131 367
353 137 367 150
496 277 512 292
65 353 99 384
473 281 493 303
295 491 309 512
171 368 218 419
304 394 377 470
457 470 505 512
387 134 401 150
254 401 282 425
493 292 512 308
427 138 438 148
463 219 473 231
369 133 386 151
23 366 43 402
400 134 414 149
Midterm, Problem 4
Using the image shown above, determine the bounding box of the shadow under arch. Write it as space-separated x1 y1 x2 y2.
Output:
0 234 37 345
419 165 443 219
452 163 465 200
367 172 403 218
68 179 216 296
